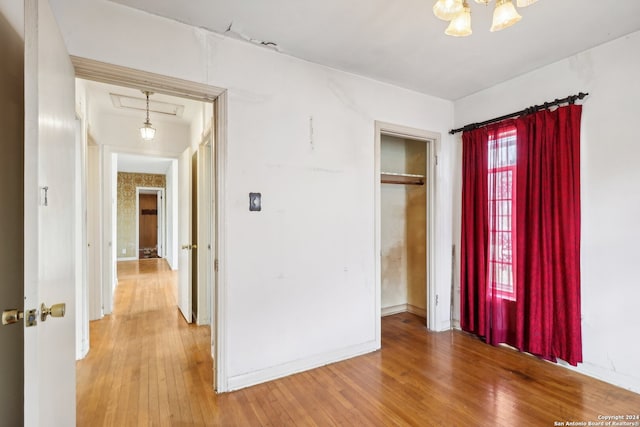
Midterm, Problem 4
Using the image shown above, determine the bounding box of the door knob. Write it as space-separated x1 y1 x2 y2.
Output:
40 303 66 322
2 309 23 325
191 244 197 249
181 244 191 250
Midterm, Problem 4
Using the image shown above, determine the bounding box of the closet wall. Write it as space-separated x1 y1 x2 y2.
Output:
381 135 427 317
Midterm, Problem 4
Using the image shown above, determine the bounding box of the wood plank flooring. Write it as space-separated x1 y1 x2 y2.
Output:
77 259 640 426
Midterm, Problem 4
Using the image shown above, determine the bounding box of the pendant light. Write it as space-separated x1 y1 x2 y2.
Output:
490 0 522 32
445 0 472 37
140 91 156 141
516 0 538 6
433 0 463 21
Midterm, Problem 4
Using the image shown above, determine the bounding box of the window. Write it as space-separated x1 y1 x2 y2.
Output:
488 128 516 299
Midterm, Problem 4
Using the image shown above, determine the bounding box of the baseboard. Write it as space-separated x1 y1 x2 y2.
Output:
407 304 426 318
196 316 210 326
226 340 379 391
381 304 408 317
117 256 137 261
381 304 426 319
454 321 639 394
558 360 640 395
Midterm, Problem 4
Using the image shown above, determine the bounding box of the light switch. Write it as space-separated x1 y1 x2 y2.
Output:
249 192 261 211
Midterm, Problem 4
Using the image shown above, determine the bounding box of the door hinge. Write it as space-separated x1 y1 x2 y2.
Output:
435 155 439 166
214 259 219 272
436 294 439 306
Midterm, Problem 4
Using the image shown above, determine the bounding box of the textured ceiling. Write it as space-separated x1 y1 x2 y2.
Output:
109 0 640 100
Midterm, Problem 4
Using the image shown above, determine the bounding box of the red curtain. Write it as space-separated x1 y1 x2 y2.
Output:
460 105 583 366
460 127 489 336
514 105 582 365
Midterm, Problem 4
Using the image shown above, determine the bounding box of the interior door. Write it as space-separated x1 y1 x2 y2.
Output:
178 147 193 322
24 0 77 424
197 140 212 325
0 3 25 425
157 190 164 257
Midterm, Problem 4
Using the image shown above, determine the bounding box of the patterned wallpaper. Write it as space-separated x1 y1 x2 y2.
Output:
117 172 166 259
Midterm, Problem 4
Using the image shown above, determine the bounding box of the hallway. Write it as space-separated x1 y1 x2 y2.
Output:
76 259 214 425
76 259 640 426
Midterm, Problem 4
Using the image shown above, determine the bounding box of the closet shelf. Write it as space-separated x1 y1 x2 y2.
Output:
381 172 425 186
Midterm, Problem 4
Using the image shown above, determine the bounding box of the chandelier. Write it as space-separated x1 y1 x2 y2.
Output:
433 0 538 37
140 90 156 141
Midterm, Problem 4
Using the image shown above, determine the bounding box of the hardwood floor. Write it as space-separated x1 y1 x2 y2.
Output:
77 259 640 426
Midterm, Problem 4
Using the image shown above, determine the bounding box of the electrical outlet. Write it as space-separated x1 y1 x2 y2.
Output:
122 249 126 254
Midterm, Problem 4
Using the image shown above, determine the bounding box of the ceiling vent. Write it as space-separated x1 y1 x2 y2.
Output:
109 93 185 117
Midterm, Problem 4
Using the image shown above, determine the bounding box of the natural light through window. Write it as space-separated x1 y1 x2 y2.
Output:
488 128 517 299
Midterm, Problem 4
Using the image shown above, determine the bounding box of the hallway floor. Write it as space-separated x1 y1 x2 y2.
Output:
76 259 640 426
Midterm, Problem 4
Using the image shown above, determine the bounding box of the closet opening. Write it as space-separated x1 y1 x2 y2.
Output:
380 136 427 319
375 121 439 334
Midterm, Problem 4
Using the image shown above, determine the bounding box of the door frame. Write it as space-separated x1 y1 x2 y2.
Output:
374 121 439 336
72 56 229 392
135 187 165 260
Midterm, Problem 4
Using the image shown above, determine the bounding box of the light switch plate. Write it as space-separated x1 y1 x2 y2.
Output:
249 192 261 211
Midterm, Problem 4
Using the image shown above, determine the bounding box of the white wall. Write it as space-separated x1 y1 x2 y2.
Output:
453 31 640 393
50 0 456 390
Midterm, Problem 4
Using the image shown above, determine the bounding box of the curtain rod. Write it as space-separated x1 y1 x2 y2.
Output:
449 92 589 135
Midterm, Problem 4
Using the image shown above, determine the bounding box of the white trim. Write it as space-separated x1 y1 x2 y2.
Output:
375 121 440 333
381 304 408 317
558 361 640 395
227 340 378 391
72 57 228 392
71 56 225 102
381 304 427 318
214 92 228 392
116 257 137 261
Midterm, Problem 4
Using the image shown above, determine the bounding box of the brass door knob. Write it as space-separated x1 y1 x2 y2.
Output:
41 303 66 322
2 309 23 325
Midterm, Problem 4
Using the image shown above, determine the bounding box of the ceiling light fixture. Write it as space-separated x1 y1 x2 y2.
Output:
435 0 537 37
433 0 463 21
445 1 472 37
140 91 156 141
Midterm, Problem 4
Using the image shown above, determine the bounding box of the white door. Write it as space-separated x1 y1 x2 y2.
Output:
178 147 193 322
197 140 212 325
157 190 164 258
24 0 77 425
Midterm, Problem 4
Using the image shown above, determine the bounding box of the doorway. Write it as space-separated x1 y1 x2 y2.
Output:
73 56 228 391
375 121 439 336
137 188 165 259
380 135 427 319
